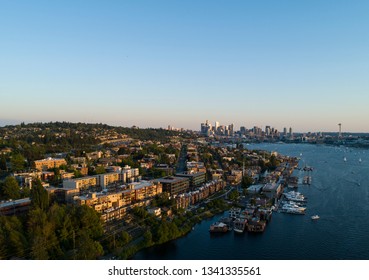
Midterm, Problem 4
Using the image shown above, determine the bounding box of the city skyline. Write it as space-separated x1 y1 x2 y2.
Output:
1 1 369 132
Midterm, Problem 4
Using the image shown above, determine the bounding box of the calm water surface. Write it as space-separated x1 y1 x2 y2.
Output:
134 144 369 260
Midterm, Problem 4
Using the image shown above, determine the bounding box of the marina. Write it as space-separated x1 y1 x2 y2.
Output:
134 143 369 260
210 206 272 234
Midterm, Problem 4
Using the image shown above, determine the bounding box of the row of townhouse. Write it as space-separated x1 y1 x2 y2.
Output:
175 179 226 209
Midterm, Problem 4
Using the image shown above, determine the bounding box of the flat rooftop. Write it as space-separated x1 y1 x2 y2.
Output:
175 172 205 178
263 183 280 191
0 198 31 209
154 176 189 184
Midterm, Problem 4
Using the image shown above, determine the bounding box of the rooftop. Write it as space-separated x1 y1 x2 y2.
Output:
154 176 189 184
0 198 31 209
263 183 280 191
34 157 65 162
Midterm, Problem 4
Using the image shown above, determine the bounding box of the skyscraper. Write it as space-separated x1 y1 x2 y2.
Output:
265 126 271 136
215 121 219 132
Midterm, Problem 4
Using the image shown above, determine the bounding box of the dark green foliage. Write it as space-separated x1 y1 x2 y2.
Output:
94 166 106 175
266 155 280 171
30 179 49 211
27 207 60 259
142 230 153 247
0 203 105 260
0 155 7 170
0 216 28 259
10 153 26 171
1 176 21 200
241 175 254 189
151 193 174 208
228 190 240 201
152 220 180 244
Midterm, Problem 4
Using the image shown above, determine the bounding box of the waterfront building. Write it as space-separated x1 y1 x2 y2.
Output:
262 183 283 199
175 179 225 209
247 184 264 194
33 157 67 171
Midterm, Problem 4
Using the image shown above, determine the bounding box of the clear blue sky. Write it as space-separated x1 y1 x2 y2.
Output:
1 0 369 132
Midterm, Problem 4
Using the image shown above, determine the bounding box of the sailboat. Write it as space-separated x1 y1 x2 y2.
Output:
359 158 362 163
344 157 347 162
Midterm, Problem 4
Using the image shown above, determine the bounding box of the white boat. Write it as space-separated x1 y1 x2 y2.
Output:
280 202 306 215
359 158 362 163
344 157 347 162
281 202 306 212
311 215 320 220
284 191 307 202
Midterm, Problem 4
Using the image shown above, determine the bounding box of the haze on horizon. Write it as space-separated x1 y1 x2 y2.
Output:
1 1 369 133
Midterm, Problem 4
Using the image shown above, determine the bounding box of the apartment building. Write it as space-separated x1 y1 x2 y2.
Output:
63 176 98 190
153 176 189 196
74 181 162 222
175 171 206 190
176 179 225 209
33 157 67 171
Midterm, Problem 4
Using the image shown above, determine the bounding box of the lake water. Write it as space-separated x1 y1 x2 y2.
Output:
134 143 369 260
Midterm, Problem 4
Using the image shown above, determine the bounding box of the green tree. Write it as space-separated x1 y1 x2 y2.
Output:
120 231 131 246
228 190 239 201
30 179 49 210
0 155 7 171
95 166 106 175
47 204 74 258
27 208 60 260
75 231 104 260
1 176 21 200
22 186 31 198
74 205 103 239
10 153 26 171
143 230 153 247
0 216 28 259
74 170 83 178
241 175 254 189
267 155 280 171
